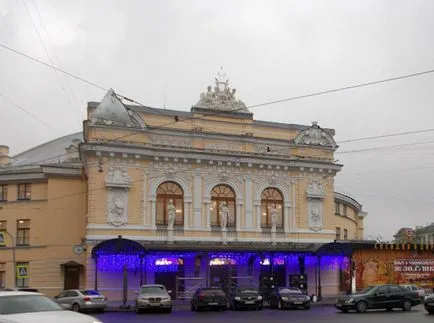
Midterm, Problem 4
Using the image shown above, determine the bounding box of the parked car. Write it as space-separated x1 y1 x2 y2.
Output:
229 287 263 310
335 284 420 313
135 284 172 314
54 289 107 312
268 287 310 310
400 284 426 301
190 288 227 311
0 291 102 323
424 294 434 314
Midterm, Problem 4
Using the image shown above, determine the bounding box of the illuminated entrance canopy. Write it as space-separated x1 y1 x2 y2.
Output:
209 258 236 266
155 258 183 266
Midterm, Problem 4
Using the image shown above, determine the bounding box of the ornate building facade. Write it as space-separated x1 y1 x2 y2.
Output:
0 74 367 300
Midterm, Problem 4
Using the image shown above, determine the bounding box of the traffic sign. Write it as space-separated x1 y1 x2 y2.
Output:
17 265 29 279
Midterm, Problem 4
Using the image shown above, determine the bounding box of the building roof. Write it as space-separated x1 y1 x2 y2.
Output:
9 132 83 167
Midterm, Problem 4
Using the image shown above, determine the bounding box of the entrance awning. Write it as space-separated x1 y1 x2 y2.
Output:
60 260 84 268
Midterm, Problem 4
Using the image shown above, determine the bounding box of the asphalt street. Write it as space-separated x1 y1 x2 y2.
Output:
92 305 432 323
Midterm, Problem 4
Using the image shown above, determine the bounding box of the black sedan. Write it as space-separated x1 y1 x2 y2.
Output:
335 284 421 313
424 294 434 314
269 287 310 310
190 288 227 312
229 287 263 310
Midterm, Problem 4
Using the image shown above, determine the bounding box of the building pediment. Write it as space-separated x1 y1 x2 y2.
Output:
294 122 337 149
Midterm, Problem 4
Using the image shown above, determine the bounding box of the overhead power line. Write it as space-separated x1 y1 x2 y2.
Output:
21 0 81 124
337 128 434 143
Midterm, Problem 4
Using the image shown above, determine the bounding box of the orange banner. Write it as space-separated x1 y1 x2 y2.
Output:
353 249 434 290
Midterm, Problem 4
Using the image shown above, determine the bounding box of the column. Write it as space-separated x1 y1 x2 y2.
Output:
254 201 261 232
193 171 202 230
149 198 157 230
183 200 191 231
236 201 242 233
284 202 291 233
244 176 253 231
204 199 211 230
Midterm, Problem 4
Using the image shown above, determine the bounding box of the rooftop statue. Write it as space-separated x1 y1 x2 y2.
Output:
194 69 250 113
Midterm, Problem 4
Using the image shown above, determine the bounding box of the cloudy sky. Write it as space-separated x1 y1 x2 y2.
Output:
1 0 434 240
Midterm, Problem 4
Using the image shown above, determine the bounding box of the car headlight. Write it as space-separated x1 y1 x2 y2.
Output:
234 296 241 301
257 296 262 301
281 297 288 301
305 296 310 301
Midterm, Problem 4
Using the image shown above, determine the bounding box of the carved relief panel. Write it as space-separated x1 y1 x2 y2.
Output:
105 166 132 227
306 179 326 232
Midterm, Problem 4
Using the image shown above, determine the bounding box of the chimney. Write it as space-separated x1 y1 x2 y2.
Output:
0 145 10 166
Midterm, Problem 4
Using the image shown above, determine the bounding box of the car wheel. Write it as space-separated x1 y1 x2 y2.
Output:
165 307 172 314
304 305 310 310
278 299 283 310
427 309 434 315
356 301 367 313
71 303 80 312
135 304 142 314
402 299 412 311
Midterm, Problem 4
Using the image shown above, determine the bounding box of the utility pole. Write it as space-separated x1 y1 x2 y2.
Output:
4 230 16 289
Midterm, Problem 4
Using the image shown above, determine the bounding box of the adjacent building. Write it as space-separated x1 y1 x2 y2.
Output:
0 74 367 300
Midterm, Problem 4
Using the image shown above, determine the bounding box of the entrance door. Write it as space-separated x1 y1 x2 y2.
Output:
64 267 80 290
154 266 184 299
210 265 237 295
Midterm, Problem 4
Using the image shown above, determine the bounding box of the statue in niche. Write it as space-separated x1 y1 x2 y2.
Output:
309 199 322 231
219 201 230 229
270 204 279 231
167 199 176 229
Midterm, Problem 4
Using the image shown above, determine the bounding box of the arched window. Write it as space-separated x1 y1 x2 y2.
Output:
210 185 236 228
261 188 283 228
156 181 184 226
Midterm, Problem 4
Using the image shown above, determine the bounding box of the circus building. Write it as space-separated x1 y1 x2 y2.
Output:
0 73 367 300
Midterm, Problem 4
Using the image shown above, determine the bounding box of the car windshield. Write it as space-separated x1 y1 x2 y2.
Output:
359 286 377 294
0 295 64 315
140 286 166 294
280 288 302 294
80 290 101 296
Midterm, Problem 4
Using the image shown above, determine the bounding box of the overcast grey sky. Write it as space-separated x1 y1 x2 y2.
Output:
1 0 434 240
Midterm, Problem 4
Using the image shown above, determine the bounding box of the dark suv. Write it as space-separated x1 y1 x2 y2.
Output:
335 284 420 313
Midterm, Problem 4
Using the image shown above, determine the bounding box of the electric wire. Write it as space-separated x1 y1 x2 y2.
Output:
21 0 81 124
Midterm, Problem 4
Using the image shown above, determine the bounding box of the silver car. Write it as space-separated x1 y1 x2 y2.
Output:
0 291 102 323
54 289 107 312
135 284 172 313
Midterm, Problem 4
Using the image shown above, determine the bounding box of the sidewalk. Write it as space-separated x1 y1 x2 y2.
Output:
105 297 337 312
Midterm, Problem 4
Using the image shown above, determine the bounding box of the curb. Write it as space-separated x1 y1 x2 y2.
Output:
103 302 336 312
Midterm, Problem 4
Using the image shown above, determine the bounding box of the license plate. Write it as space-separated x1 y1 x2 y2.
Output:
208 302 218 305
294 302 302 304
150 303 161 307
245 301 255 304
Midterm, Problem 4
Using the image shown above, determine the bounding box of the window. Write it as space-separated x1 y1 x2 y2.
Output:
16 262 29 288
335 227 341 241
334 202 340 215
0 263 5 288
156 182 184 226
16 220 30 246
17 184 31 200
261 188 283 228
210 185 236 227
0 221 6 248
344 229 348 240
343 205 347 217
0 185 7 201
